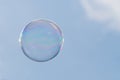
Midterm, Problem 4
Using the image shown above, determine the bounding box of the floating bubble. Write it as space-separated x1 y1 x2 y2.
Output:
19 19 64 62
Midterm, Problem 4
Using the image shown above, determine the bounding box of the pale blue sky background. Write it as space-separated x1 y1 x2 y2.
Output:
0 0 120 80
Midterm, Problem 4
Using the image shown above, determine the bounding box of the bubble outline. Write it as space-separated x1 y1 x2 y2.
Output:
19 19 64 62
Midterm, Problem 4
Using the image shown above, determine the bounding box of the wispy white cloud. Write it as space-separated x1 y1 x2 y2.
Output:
80 0 120 31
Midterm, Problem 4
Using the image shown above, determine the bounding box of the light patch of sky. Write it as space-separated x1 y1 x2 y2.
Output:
80 0 120 31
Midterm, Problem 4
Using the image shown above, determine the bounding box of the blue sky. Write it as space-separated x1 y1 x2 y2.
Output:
0 0 120 80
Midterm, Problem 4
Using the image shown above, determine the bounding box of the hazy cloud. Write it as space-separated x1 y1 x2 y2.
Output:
80 0 120 31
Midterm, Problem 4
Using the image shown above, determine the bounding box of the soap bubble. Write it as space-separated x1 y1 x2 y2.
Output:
19 19 64 62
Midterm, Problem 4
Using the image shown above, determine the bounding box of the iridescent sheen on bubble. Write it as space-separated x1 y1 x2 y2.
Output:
19 20 64 62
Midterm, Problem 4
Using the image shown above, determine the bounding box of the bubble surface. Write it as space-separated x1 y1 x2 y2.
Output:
19 20 64 62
